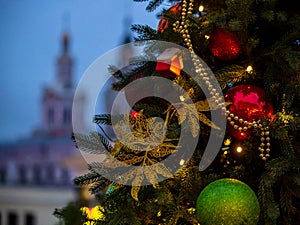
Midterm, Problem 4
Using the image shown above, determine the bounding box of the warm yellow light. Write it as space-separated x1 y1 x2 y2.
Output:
224 150 228 155
205 35 210 39
236 146 243 153
157 211 162 217
224 138 231 146
81 206 105 223
179 95 185 102
188 207 196 214
179 159 185 165
246 65 253 73
199 5 204 12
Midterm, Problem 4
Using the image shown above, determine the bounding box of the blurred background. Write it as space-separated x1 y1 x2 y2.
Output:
0 0 161 142
0 1 162 224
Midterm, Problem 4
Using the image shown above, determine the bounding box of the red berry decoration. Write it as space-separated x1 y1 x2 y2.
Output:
130 110 139 119
209 28 242 61
225 84 273 140
158 3 182 33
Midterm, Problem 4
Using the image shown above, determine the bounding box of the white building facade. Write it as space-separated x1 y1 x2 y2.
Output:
0 32 87 225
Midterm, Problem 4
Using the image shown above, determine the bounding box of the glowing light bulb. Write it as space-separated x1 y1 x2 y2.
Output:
179 95 185 102
236 146 243 153
179 159 185 165
224 138 231 146
205 35 210 39
188 207 196 214
157 211 162 217
246 65 253 73
199 5 204 12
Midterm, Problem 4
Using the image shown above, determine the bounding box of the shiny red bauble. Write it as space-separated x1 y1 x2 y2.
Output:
209 28 242 61
225 84 273 140
158 3 182 33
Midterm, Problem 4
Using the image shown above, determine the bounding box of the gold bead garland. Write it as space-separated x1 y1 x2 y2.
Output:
173 0 271 160
225 110 271 160
173 0 226 112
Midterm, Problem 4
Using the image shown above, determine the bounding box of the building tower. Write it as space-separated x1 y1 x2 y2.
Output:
41 32 75 137
0 30 86 225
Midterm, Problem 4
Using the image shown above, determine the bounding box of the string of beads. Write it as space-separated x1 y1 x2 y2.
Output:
172 0 271 160
172 0 226 113
225 110 271 160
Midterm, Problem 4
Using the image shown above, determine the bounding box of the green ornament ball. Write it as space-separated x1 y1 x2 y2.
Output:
196 178 260 225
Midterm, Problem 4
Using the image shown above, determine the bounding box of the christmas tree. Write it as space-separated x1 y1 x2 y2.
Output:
55 0 300 224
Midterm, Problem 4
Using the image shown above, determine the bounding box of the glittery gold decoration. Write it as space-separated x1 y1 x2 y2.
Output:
99 113 177 201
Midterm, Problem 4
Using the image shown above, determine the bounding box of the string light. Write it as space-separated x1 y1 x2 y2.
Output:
198 3 206 16
188 207 196 214
246 65 253 73
205 35 210 39
179 159 185 165
179 95 185 102
198 5 204 12
224 138 231 146
236 146 243 153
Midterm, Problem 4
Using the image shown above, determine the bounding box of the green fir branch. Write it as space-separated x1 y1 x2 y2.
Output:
131 24 158 41
214 65 249 90
106 208 142 225
94 114 112 126
73 172 102 186
72 132 108 154
88 162 103 174
145 0 164 12
89 180 111 195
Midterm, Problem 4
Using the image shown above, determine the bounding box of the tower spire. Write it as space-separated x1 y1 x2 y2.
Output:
54 12 73 89
61 12 70 53
62 33 69 53
56 31 73 89
122 16 132 44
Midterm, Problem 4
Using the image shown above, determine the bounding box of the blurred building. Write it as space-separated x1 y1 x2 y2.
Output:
0 32 87 225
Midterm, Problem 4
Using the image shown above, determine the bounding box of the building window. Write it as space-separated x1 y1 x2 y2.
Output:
39 144 48 157
46 164 54 184
18 165 27 185
25 213 35 225
8 211 18 225
63 107 71 125
33 165 42 185
48 108 55 126
0 167 6 184
61 168 70 185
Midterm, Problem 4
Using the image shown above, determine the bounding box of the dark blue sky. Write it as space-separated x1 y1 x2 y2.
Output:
0 0 164 141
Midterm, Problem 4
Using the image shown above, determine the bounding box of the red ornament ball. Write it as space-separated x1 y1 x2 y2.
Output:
209 28 242 61
225 85 273 140
158 3 182 33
